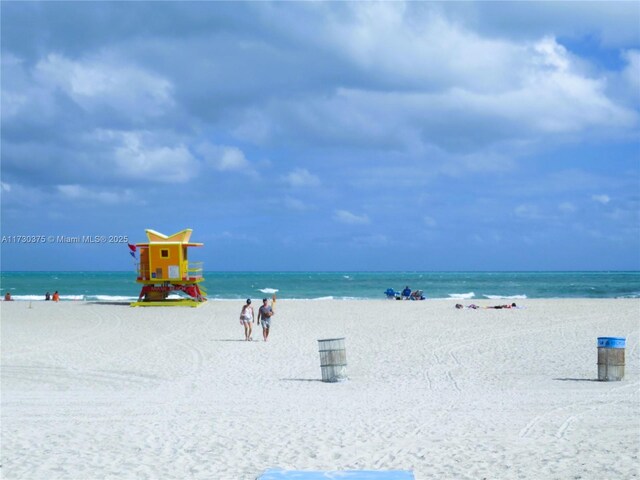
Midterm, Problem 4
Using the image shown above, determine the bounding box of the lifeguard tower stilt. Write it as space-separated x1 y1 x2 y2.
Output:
131 228 207 307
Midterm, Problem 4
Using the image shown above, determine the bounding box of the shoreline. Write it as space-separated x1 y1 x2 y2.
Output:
4 297 640 304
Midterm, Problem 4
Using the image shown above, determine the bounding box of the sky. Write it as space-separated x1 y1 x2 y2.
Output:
1 1 639 271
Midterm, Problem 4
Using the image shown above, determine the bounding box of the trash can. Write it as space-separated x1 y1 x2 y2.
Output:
597 337 625 381
318 337 347 383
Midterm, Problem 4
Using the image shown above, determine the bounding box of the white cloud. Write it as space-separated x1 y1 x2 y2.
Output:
533 35 570 71
466 2 640 48
231 110 273 145
592 194 611 205
621 50 640 92
423 216 437 227
197 143 253 173
326 3 522 93
207 231 258 244
558 202 576 214
514 204 543 220
350 234 389 247
283 168 320 188
283 197 309 211
244 18 637 157
439 150 516 176
470 231 503 244
95 130 199 183
1 90 28 118
334 209 370 225
614 50 640 106
34 53 173 116
0 182 50 208
56 185 135 205
2 54 58 121
517 38 637 134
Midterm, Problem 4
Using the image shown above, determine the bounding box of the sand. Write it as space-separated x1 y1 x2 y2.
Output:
1 299 639 479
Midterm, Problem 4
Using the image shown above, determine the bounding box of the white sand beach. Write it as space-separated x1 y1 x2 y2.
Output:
1 299 639 479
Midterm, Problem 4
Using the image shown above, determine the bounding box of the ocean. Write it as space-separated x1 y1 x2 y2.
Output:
1 271 639 301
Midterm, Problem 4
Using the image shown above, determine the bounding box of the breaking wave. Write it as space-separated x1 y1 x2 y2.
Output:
448 292 475 299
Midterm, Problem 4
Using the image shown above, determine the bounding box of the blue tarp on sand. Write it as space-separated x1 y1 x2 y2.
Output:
257 470 415 480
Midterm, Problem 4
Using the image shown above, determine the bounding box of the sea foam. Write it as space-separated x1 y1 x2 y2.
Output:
258 288 279 294
10 295 48 301
484 294 527 300
91 295 138 302
448 292 475 299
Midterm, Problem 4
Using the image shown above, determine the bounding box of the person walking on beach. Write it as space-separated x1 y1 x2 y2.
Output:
257 297 274 342
239 299 254 341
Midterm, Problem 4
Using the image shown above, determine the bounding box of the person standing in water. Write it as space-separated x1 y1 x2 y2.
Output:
239 299 254 341
257 297 274 342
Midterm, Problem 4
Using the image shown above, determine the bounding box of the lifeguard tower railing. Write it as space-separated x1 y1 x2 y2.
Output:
187 262 203 279
135 262 203 281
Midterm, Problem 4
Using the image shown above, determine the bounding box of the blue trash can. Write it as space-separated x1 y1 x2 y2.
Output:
597 337 625 381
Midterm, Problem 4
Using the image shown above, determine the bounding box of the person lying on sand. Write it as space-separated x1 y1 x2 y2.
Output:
457 303 523 309
455 303 480 309
486 303 518 309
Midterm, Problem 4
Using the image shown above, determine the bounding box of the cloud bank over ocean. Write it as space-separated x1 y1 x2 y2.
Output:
2 2 638 271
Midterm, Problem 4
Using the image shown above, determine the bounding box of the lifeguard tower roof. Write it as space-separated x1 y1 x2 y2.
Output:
135 229 203 247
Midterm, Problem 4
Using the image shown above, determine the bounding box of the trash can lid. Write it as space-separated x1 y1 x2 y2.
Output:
317 337 346 342
597 337 626 348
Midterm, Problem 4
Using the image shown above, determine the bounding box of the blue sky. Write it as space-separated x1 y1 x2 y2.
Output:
1 2 639 271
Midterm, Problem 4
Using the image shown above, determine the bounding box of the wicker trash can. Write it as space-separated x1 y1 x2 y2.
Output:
318 337 347 383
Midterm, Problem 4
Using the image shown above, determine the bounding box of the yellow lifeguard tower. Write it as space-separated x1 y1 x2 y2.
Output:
131 228 207 307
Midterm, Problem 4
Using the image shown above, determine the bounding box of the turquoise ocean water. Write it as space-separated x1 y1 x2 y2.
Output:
1 271 639 301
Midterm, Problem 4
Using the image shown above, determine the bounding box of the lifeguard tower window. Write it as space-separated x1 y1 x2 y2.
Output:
161 249 169 258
